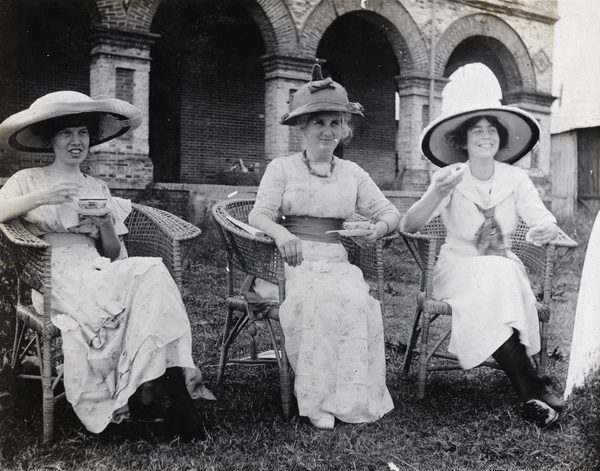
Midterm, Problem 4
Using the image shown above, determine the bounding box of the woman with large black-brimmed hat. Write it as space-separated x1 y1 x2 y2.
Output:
0 91 214 439
403 105 564 428
249 65 400 429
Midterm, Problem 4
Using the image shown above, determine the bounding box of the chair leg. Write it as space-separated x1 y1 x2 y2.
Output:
40 333 54 443
217 306 249 387
538 318 548 377
278 337 294 420
402 305 422 374
417 305 432 400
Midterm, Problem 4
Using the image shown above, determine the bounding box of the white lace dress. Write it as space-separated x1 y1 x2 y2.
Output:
0 167 213 433
249 153 398 424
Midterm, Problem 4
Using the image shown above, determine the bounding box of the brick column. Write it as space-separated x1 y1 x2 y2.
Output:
503 90 557 206
261 55 316 162
396 75 447 191
88 27 158 190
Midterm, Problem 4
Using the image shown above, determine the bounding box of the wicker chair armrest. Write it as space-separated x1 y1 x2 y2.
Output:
124 203 201 289
0 219 51 294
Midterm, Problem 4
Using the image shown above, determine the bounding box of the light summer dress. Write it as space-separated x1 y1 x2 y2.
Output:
249 153 398 424
424 161 557 369
0 167 213 433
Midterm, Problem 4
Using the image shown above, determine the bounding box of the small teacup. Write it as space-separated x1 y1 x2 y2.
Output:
78 198 107 210
343 220 372 231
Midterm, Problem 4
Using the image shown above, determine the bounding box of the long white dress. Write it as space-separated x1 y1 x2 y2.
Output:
424 161 557 370
564 212 600 399
0 168 214 433
249 153 398 423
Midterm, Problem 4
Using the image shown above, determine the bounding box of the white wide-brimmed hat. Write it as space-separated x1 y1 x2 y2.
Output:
420 105 540 167
280 64 364 126
0 91 143 152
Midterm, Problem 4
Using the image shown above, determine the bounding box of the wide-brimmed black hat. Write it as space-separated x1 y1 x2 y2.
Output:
0 91 143 152
280 64 364 126
420 105 540 167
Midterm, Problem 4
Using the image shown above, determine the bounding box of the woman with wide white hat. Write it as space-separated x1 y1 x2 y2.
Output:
0 91 214 439
249 65 400 429
403 105 564 428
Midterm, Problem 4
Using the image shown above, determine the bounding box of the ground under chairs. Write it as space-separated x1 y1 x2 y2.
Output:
400 216 577 399
0 203 201 443
211 198 398 419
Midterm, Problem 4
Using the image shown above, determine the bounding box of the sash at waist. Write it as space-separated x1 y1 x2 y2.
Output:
43 232 96 248
281 215 344 244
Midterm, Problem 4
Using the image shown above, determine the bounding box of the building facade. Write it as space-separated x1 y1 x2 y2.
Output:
0 0 558 197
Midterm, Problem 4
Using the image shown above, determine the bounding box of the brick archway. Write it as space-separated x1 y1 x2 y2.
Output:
435 14 536 93
299 0 429 78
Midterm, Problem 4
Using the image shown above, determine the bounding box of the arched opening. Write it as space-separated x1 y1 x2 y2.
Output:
442 63 502 115
150 0 266 184
316 13 399 189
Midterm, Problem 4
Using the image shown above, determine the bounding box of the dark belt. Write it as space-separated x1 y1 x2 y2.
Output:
281 215 344 244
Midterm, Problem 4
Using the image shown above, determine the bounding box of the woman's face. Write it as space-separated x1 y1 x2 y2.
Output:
465 118 500 161
303 112 343 159
51 126 90 167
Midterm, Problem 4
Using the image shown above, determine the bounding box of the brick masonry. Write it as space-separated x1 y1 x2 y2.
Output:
0 0 559 203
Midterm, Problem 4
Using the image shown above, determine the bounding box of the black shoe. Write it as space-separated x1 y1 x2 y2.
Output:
538 390 565 412
165 403 206 441
523 399 560 428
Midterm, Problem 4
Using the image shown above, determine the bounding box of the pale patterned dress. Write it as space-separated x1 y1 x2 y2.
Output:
423 161 557 369
0 168 213 433
249 153 398 423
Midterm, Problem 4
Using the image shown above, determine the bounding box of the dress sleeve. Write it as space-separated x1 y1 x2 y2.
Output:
100 182 131 236
248 159 285 225
0 172 26 198
515 175 556 227
355 165 400 222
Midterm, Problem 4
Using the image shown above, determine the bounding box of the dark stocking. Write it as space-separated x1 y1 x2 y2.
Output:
492 329 546 402
163 367 206 441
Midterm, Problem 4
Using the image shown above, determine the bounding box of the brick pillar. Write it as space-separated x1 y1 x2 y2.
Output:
88 27 158 190
261 55 316 162
396 75 447 191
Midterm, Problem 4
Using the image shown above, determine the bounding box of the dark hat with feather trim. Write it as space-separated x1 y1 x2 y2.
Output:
280 64 364 126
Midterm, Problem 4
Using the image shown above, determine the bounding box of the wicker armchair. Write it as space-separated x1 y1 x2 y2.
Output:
400 216 577 399
211 198 398 419
0 203 201 443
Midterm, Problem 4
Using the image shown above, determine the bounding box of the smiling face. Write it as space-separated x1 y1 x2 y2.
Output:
51 126 90 167
465 118 500 162
302 111 344 161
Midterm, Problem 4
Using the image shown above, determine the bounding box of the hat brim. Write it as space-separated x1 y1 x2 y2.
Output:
420 106 540 167
0 94 142 153
280 101 364 126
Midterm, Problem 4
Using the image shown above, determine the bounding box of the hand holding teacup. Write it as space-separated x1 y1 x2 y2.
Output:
43 182 81 205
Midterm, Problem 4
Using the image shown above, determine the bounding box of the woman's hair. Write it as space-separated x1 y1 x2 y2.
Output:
30 112 101 145
445 115 509 154
296 111 354 145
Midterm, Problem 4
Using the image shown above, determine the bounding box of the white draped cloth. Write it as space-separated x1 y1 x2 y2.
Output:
564 212 600 399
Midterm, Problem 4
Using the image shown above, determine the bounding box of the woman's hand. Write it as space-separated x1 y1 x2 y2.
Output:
430 164 465 199
526 222 559 246
352 224 378 247
275 231 303 267
80 212 115 229
40 182 81 206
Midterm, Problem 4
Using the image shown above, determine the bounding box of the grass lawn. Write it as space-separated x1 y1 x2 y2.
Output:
0 206 598 471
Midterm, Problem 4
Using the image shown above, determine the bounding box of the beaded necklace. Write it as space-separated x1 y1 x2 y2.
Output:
302 151 335 178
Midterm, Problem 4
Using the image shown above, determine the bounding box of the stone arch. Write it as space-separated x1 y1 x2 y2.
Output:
299 0 430 78
435 14 535 93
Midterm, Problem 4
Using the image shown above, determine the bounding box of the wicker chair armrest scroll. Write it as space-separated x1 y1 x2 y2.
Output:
0 219 51 294
124 203 201 290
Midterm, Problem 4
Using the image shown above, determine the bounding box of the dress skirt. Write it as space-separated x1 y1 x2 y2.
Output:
278 240 393 423
433 244 541 370
33 242 210 433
